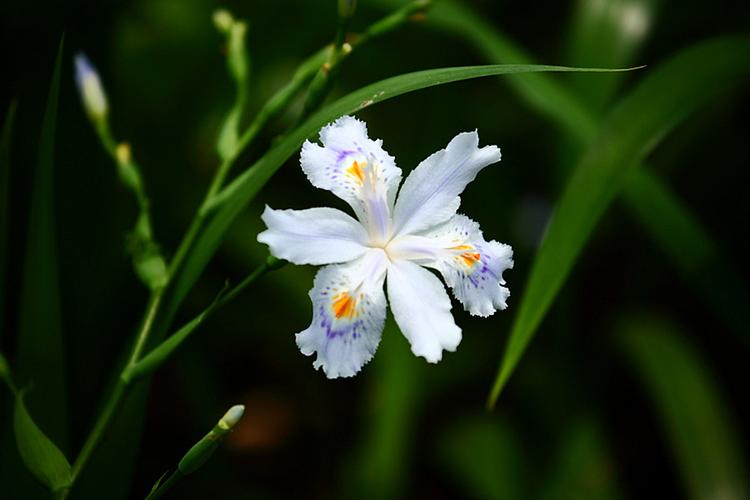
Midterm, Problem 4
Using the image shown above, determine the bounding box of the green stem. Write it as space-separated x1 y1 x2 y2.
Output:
66 2 427 494
127 291 164 366
203 48 328 204
123 257 281 384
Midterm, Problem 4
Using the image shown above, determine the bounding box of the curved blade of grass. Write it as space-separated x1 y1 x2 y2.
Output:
414 0 750 378
15 38 68 446
562 0 750 340
0 101 17 338
488 35 750 407
428 0 749 329
617 315 749 500
166 63 635 326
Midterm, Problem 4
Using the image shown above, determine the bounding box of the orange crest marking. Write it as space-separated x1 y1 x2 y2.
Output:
332 292 358 319
459 252 481 266
450 245 481 267
346 160 366 184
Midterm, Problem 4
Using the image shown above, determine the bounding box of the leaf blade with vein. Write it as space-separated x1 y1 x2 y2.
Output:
488 35 750 407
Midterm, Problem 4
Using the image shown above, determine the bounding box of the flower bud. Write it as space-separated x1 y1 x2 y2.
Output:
74 53 108 123
218 404 245 430
178 404 246 475
213 8 235 33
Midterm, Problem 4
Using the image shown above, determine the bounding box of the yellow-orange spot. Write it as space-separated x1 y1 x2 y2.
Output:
459 252 481 267
346 160 366 184
450 244 473 251
331 292 358 319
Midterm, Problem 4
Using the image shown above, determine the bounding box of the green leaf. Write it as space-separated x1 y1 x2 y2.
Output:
15 37 68 446
13 392 72 493
0 101 17 338
413 0 750 389
617 315 749 500
421 0 598 142
488 35 750 407
425 0 745 332
165 63 635 330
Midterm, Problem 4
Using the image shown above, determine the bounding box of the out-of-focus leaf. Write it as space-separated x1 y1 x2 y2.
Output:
13 392 72 493
489 35 750 407
438 416 526 500
0 101 17 336
566 0 660 110
417 0 750 355
15 37 68 446
540 421 622 500
343 320 420 499
165 63 634 337
618 315 749 500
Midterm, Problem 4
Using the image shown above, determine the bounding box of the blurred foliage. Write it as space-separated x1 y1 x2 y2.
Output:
1 0 749 499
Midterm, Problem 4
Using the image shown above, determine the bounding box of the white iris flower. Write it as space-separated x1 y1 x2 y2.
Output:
258 116 513 378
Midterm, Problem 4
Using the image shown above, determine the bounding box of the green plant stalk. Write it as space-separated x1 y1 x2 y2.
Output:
67 8 617 496
206 0 431 203
64 252 271 496
301 0 431 121
144 405 244 500
122 256 280 383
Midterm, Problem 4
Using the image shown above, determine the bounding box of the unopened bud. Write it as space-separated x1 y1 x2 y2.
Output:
74 53 108 123
178 404 245 475
213 8 235 33
218 404 245 430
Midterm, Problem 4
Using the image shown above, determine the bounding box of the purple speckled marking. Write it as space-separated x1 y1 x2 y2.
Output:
317 304 364 340
336 149 355 162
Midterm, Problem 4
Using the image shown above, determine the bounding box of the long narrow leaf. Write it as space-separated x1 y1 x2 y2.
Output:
13 392 72 493
488 35 750 406
410 1 750 392
166 64 634 330
0 102 17 337
427 0 749 337
618 315 748 500
15 38 68 446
